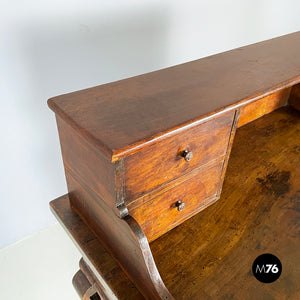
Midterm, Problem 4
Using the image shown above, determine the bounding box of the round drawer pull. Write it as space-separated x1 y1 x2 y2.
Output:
181 149 193 162
175 200 185 211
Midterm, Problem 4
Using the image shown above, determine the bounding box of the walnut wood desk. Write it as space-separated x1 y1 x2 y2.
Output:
48 32 300 299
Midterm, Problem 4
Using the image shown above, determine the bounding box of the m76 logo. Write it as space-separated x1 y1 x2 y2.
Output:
252 254 282 283
255 264 279 274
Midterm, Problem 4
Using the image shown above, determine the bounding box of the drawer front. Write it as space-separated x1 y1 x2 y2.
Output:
124 111 234 201
128 160 223 242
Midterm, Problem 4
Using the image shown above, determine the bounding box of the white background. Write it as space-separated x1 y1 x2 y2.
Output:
1 0 300 248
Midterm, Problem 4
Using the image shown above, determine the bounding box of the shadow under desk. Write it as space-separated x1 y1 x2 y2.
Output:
51 106 300 300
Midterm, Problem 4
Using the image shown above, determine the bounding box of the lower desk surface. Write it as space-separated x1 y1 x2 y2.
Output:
51 106 300 300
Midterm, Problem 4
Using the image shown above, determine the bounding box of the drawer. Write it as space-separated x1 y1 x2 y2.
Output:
128 160 224 242
124 111 234 201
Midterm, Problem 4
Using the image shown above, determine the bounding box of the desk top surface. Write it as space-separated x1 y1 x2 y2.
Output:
48 31 300 160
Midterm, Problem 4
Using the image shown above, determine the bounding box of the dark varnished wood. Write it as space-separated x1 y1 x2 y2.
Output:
126 109 239 242
216 110 240 200
48 32 300 161
129 159 223 242
64 171 173 299
124 111 234 200
56 115 118 210
78 259 109 300
52 106 300 299
238 87 291 127
73 270 91 299
72 270 101 300
48 32 300 299
289 84 300 111
152 106 300 299
56 99 236 242
54 90 236 295
51 195 145 300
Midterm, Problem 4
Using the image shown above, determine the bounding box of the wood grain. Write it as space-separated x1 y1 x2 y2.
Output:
238 87 291 127
56 115 117 209
64 170 173 299
51 196 144 300
129 159 223 242
72 270 92 299
124 111 234 200
55 95 237 242
48 32 300 299
72 270 101 300
152 106 300 299
78 259 110 300
52 106 300 299
48 32 300 161
288 83 300 111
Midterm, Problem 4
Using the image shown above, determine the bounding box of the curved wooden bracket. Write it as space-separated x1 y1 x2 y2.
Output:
66 171 173 300
123 215 174 300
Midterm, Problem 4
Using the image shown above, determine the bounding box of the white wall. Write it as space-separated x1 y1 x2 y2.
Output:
1 0 299 249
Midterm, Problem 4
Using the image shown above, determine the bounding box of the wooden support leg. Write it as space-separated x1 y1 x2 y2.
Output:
73 268 100 300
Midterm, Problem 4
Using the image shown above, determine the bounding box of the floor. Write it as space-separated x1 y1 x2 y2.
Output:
0 223 81 300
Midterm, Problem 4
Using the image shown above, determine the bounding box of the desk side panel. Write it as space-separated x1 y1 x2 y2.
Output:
65 171 173 300
56 115 116 209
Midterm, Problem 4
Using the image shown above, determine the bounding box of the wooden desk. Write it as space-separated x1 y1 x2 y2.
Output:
48 32 300 299
51 106 300 299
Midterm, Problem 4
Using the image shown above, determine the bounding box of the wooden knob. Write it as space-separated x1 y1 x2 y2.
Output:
181 149 193 162
175 200 185 211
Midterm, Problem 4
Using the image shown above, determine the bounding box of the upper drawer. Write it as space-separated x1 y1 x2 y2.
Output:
124 110 235 201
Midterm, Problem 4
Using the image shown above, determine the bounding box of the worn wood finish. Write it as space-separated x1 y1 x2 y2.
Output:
73 270 91 299
216 110 240 199
129 159 223 242
51 195 145 300
53 76 237 247
72 270 101 300
48 32 300 161
152 106 300 299
238 87 291 127
64 171 173 300
56 115 117 210
53 106 300 299
48 32 300 299
55 102 234 294
124 111 234 200
78 259 110 300
289 83 300 111
56 101 236 242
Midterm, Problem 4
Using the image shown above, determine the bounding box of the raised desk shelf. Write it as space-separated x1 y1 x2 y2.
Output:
51 106 300 300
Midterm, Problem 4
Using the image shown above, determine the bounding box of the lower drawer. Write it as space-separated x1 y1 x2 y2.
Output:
128 159 224 242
